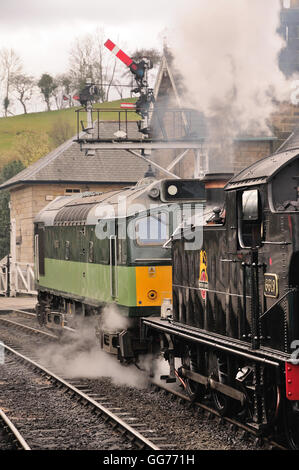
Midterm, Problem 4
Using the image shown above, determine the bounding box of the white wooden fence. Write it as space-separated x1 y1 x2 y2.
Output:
0 256 36 296
13 262 36 295
0 258 7 295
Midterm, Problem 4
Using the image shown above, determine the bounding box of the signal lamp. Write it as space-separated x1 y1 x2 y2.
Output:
167 185 178 196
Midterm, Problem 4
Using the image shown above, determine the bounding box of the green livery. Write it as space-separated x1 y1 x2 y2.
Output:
33 178 205 359
38 258 137 307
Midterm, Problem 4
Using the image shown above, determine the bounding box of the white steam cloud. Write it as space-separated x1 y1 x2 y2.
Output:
100 304 129 332
35 307 176 391
170 0 295 168
36 312 146 388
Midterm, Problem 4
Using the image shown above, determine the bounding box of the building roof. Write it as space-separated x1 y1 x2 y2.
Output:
35 177 160 226
0 121 149 191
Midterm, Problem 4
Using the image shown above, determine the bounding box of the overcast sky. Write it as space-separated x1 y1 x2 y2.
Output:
0 0 181 77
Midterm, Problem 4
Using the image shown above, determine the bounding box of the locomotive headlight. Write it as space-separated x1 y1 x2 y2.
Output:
147 290 158 301
167 185 178 196
160 179 206 202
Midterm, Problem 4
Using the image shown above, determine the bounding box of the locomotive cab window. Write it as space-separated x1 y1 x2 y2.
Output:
135 212 169 246
238 189 263 249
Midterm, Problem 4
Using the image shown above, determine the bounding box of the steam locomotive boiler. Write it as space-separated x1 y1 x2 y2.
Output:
142 145 299 449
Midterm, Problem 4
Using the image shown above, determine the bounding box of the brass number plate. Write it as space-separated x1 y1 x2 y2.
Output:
264 273 279 298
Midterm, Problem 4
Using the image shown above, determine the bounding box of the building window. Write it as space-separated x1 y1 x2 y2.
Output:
65 189 81 195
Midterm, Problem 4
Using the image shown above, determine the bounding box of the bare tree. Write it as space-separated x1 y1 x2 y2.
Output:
121 47 162 82
0 48 22 117
69 34 94 92
68 28 120 103
113 79 125 99
11 73 35 114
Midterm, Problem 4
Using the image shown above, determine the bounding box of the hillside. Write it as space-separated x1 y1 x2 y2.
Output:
0 98 137 152
0 98 137 171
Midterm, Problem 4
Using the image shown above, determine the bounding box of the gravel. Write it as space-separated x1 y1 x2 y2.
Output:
0 354 136 450
0 312 259 451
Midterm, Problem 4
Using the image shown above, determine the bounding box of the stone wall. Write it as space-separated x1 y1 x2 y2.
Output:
10 185 33 265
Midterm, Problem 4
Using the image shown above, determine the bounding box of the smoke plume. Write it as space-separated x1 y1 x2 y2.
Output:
170 0 294 170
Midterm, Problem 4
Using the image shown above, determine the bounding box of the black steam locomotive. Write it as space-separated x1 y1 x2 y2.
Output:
142 141 299 449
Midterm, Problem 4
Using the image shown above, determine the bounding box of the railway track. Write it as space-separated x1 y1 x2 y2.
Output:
0 342 165 450
150 381 287 451
0 408 31 450
0 310 288 450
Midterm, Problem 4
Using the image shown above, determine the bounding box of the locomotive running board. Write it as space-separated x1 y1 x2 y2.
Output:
179 367 246 405
142 318 282 367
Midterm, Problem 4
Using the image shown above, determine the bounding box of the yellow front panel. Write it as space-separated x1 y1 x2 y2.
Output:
135 266 172 307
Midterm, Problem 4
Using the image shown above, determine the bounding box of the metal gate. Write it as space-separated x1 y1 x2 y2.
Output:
0 258 7 295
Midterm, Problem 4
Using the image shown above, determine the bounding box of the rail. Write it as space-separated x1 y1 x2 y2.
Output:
1 342 161 451
0 408 31 450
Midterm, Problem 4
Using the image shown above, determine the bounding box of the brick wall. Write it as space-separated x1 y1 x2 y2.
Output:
233 141 274 174
10 182 129 264
271 102 299 149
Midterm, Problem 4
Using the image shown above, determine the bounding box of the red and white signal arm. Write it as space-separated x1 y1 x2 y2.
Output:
104 39 133 68
120 103 136 109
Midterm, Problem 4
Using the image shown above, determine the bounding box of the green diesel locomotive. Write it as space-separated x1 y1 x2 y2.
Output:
34 177 205 361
